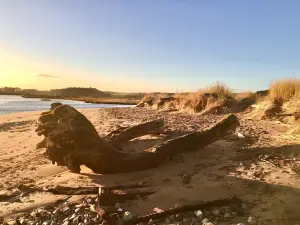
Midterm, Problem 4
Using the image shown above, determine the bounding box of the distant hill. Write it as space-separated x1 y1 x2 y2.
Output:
0 87 112 98
49 87 111 97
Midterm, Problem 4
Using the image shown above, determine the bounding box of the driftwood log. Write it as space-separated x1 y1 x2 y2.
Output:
35 104 239 174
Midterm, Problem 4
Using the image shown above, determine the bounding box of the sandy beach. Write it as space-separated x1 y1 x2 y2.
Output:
0 106 300 224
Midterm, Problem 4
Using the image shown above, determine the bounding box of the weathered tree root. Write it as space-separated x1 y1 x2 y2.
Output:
36 104 239 174
105 118 164 143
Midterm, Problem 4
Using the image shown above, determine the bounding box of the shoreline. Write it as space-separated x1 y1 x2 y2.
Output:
21 94 139 105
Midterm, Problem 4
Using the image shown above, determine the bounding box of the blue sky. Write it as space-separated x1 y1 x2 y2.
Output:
1 0 300 92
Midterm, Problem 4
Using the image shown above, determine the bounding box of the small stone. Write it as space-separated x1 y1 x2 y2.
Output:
247 216 257 224
123 211 137 221
84 197 93 204
63 207 70 213
62 221 70 225
224 212 232 219
115 202 121 208
148 219 154 224
19 219 26 224
202 218 209 224
69 214 76 220
74 208 81 213
212 209 221 216
237 223 245 225
203 223 215 225
195 210 203 218
42 221 51 225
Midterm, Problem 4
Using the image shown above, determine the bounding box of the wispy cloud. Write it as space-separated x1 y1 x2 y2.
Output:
37 74 59 78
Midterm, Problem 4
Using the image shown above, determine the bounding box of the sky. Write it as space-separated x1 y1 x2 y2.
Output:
1 0 300 92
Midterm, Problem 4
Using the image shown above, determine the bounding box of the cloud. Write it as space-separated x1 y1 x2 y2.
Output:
37 74 59 78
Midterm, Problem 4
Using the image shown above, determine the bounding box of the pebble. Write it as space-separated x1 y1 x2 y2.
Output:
148 219 154 224
247 216 257 224
212 209 221 216
74 208 81 213
224 212 232 219
195 210 203 218
202 218 209 223
123 211 136 221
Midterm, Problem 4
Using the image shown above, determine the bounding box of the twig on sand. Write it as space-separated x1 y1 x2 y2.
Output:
260 159 276 167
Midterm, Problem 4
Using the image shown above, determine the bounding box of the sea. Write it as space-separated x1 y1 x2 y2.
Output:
0 95 132 115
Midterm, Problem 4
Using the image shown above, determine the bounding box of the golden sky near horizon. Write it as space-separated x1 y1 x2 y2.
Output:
0 51 170 92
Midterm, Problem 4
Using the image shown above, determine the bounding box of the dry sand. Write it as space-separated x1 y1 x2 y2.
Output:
1 107 300 224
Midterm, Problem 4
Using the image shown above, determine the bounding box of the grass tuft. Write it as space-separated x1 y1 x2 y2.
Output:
269 78 300 100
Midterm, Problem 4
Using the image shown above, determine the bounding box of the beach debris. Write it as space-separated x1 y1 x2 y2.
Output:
121 197 243 225
35 104 239 174
2 195 248 225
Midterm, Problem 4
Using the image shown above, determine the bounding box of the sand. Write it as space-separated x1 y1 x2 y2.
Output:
1 107 300 224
